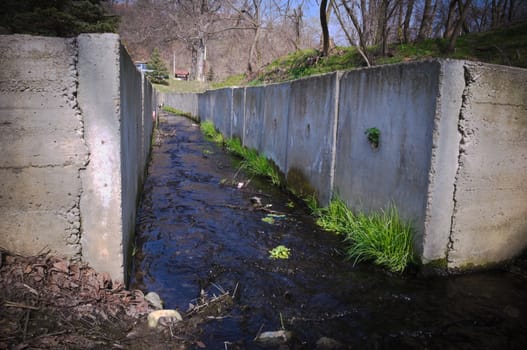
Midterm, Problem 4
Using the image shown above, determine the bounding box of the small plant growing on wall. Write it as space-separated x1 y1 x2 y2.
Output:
365 127 380 149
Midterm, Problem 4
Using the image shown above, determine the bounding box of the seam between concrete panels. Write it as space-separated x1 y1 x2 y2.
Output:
328 72 341 200
447 63 474 265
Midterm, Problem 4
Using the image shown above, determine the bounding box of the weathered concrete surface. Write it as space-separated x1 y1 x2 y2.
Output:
287 73 338 205
243 86 265 151
77 34 124 279
209 88 232 137
335 62 440 251
178 59 527 270
159 92 199 119
231 88 245 139
421 60 465 263
262 83 290 171
448 63 527 268
0 35 89 258
0 34 154 282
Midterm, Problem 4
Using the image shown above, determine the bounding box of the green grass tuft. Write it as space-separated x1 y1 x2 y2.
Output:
162 105 195 119
313 197 415 273
201 122 282 186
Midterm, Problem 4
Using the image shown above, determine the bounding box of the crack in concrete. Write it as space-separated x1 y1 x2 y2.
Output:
446 63 475 266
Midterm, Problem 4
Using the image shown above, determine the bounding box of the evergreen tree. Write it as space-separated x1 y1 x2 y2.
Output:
1 0 118 37
146 48 170 85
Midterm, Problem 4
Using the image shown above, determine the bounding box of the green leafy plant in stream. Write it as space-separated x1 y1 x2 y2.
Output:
269 245 291 259
313 197 414 273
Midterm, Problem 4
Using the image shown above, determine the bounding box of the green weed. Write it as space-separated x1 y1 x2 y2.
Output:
313 197 414 273
269 245 291 259
201 122 282 186
344 206 415 273
162 105 195 119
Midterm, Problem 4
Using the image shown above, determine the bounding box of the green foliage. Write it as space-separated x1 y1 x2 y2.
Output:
162 105 195 119
200 122 281 186
269 245 291 259
214 21 527 87
1 0 118 37
344 206 415 273
154 80 210 93
313 197 415 273
365 127 380 148
212 74 246 89
146 48 170 85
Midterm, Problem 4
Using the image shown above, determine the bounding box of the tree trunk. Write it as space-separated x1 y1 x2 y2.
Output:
192 35 206 82
417 0 434 41
403 0 415 43
320 0 330 56
447 0 472 52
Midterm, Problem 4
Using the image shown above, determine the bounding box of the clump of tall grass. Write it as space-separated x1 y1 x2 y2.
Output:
314 197 415 273
201 122 282 186
162 105 195 119
200 120 224 144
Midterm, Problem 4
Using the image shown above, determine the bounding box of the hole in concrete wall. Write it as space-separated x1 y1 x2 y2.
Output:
306 123 311 138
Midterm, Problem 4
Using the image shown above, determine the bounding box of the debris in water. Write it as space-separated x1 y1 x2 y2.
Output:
145 291 163 310
147 309 183 328
255 330 293 346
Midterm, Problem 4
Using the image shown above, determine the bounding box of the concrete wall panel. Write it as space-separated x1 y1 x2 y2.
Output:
287 74 338 205
231 88 245 140
210 88 232 136
160 92 199 118
421 60 465 263
0 35 88 259
244 86 265 151
262 83 290 171
77 34 124 280
335 63 439 233
449 63 527 267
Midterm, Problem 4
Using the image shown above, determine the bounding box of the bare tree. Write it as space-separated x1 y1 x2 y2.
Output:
320 0 330 56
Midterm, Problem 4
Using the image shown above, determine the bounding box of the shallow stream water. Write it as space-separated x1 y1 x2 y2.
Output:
131 113 527 349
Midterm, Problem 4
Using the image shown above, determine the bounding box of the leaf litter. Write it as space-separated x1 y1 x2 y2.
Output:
0 249 234 349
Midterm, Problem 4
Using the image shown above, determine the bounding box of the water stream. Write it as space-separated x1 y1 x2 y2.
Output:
131 113 527 349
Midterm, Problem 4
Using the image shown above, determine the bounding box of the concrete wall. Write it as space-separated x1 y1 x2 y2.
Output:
0 35 89 259
0 34 155 282
162 59 527 270
159 92 198 118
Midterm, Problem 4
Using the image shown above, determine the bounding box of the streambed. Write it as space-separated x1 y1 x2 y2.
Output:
131 113 527 349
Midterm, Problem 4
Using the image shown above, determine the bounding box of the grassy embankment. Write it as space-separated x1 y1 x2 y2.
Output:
155 21 526 92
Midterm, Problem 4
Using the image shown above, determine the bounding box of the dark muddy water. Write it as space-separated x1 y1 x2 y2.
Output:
131 113 527 349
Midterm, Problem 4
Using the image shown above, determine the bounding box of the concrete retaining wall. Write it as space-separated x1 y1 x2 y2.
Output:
163 59 527 270
0 34 155 282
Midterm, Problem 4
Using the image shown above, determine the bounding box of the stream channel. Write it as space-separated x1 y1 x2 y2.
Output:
131 113 527 349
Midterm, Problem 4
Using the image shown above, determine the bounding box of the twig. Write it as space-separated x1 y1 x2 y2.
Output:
3 301 39 310
22 309 30 341
253 323 265 341
232 282 239 299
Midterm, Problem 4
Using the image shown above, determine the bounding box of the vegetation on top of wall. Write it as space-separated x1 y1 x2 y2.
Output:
214 21 527 87
1 0 118 37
